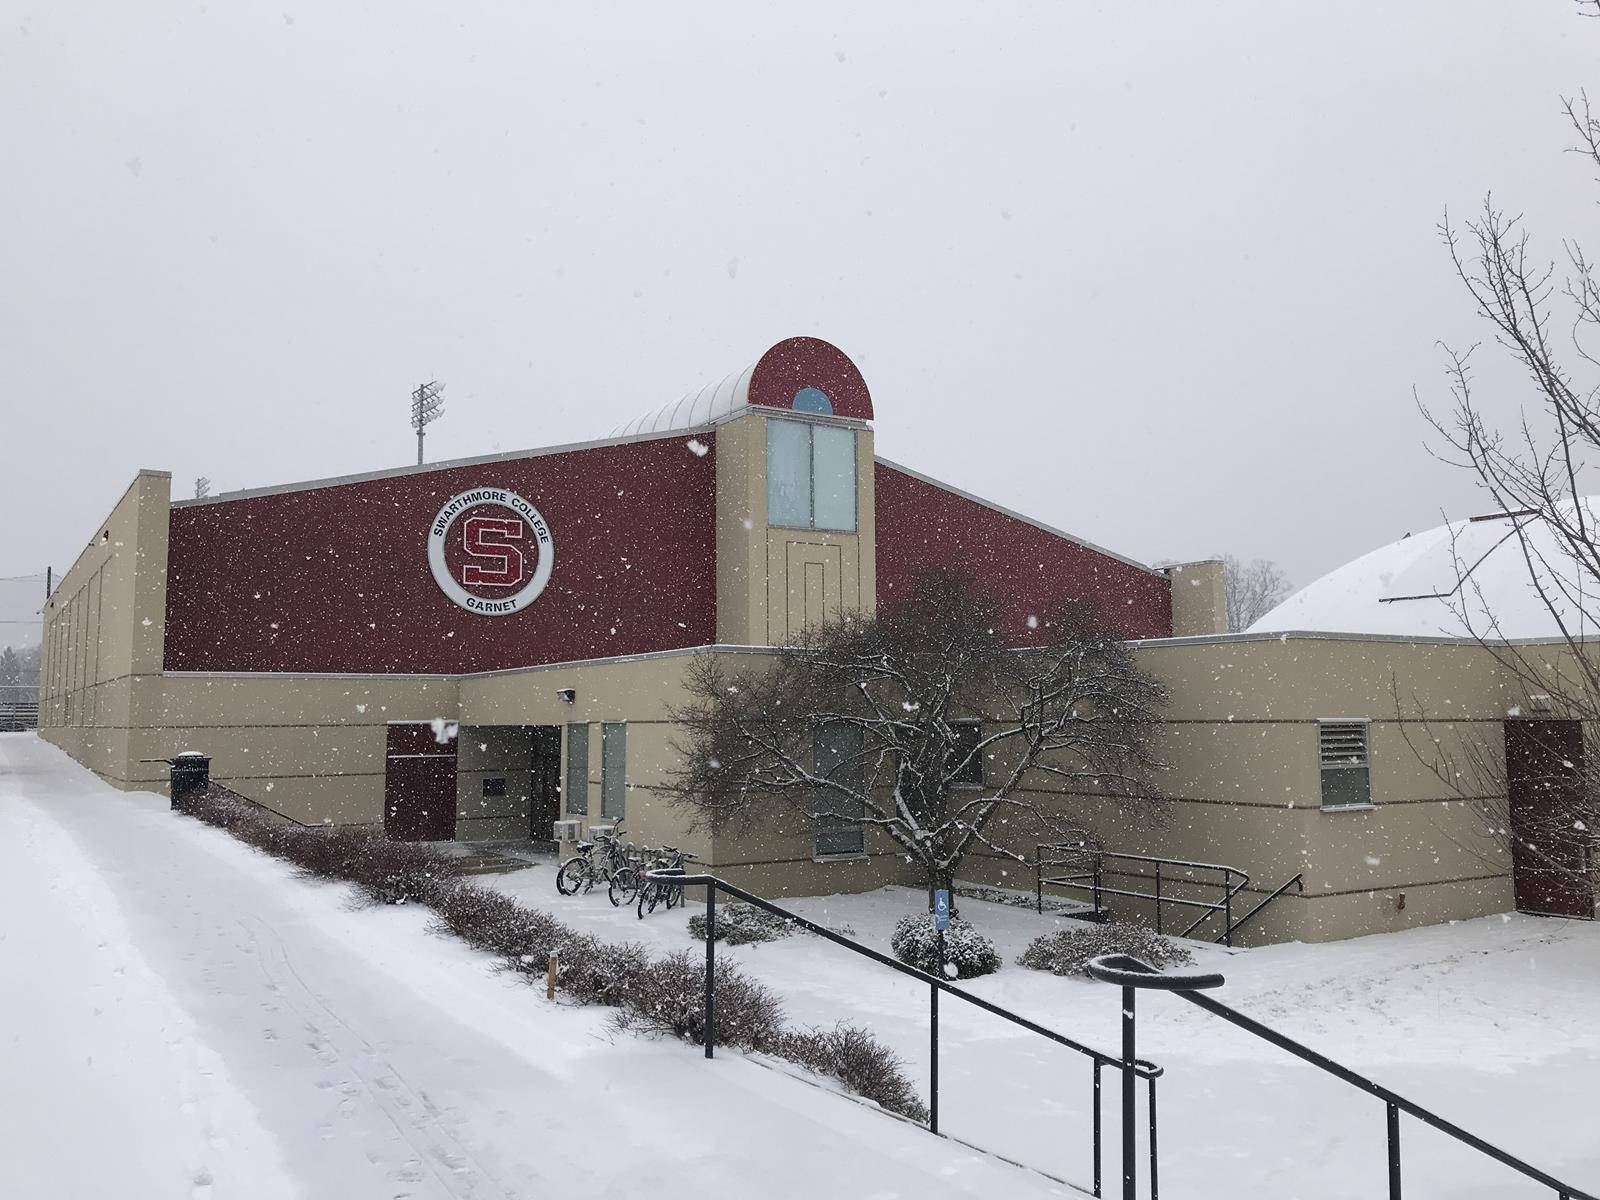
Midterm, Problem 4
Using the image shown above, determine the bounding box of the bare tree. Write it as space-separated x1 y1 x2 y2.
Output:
1412 58 1600 891
1223 556 1292 632
666 570 1168 912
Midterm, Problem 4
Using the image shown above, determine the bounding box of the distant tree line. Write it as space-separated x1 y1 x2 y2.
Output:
0 644 41 689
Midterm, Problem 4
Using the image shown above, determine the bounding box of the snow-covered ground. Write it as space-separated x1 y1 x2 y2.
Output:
3 732 1597 1199
498 855 1600 1199
0 734 1068 1200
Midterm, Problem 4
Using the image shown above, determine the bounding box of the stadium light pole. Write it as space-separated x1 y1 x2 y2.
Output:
411 380 445 465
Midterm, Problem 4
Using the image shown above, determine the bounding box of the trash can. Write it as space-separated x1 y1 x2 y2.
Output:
169 752 212 813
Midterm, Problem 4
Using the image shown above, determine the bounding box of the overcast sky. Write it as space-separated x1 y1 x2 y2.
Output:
3 1 1596 643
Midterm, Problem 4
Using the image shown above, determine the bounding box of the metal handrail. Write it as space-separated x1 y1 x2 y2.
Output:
652 869 1162 1197
1036 844 1253 943
1086 954 1597 1200
1220 872 1305 942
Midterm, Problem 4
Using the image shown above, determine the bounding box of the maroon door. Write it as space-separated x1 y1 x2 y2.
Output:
384 722 458 842
1505 719 1594 918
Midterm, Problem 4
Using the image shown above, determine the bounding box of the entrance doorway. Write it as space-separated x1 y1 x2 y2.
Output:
1504 719 1594 919
530 725 561 842
384 722 458 842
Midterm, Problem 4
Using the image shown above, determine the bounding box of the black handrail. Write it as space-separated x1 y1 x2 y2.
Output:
652 870 1162 1197
1036 844 1306 946
1036 844 1251 942
1221 871 1304 942
1086 954 1597 1200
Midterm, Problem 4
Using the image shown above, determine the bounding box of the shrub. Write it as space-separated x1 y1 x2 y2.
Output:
611 950 786 1050
687 902 796 945
889 913 1001 979
774 1024 928 1122
1017 922 1194 978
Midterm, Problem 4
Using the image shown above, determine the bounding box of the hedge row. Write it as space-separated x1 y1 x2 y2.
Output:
182 787 927 1121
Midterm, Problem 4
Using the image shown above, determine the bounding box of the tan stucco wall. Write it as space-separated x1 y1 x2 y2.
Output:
714 409 876 646
38 470 172 786
456 724 536 842
1163 559 1226 637
1000 635 1525 944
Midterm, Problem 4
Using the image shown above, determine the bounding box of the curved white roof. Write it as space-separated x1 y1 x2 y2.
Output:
611 363 756 438
1249 504 1600 640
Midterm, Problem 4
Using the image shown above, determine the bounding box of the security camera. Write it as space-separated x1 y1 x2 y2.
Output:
556 688 576 704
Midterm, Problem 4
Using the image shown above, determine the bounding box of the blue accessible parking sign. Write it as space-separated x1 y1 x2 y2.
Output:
933 889 950 930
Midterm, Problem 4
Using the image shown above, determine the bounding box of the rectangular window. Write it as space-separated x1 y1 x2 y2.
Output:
1319 720 1371 809
601 722 627 820
813 722 865 857
565 722 589 816
812 424 857 531
950 720 985 787
766 418 857 532
482 777 507 799
766 418 813 527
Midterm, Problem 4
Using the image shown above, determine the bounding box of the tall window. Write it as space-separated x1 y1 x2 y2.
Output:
565 722 589 816
767 418 857 532
813 722 865 856
601 722 627 820
1319 720 1371 809
949 720 985 787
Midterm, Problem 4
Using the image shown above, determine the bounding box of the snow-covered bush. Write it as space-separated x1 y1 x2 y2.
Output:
610 950 786 1049
774 1024 928 1122
890 913 1002 979
687 902 795 945
1017 923 1194 978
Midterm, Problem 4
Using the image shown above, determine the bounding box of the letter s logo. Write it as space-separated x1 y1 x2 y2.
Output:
460 516 525 586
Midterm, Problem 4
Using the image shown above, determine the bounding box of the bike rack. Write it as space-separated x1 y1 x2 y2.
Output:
1085 954 1597 1200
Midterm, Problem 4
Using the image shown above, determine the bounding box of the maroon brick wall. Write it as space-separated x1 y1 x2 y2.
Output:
873 463 1171 642
164 434 719 674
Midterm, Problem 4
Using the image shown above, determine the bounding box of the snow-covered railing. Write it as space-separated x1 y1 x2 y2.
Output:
1086 953 1597 1200
654 869 1161 1197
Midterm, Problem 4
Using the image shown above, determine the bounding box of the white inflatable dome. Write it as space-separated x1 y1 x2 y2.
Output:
1249 505 1600 640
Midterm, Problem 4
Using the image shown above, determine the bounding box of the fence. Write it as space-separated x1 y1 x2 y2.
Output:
0 684 38 732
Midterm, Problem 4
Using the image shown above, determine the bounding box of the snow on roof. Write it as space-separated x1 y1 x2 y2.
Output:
610 363 756 437
1249 504 1600 640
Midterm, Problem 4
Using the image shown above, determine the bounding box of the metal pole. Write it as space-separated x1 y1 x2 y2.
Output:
1036 847 1043 914
704 884 716 1059
1224 874 1234 947
1095 859 1103 918
1154 861 1163 934
1148 1075 1159 1200
1093 1060 1103 1198
929 980 939 1135
417 425 424 466
1387 1102 1401 1199
1122 986 1136 1200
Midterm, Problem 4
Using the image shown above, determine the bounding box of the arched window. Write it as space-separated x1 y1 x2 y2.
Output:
791 386 833 415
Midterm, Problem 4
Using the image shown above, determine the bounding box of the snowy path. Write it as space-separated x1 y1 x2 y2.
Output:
0 734 1069 1200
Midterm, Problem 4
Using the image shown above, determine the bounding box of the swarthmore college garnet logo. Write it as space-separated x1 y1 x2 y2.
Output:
427 488 555 616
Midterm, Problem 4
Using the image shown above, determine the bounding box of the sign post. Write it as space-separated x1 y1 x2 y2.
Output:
929 887 951 1135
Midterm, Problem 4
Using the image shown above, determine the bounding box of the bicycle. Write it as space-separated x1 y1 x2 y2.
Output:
606 842 650 907
555 821 630 896
636 847 695 918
